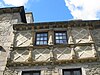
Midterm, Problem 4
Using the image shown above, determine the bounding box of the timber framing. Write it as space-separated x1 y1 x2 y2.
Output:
7 57 99 67
8 42 98 67
11 42 94 49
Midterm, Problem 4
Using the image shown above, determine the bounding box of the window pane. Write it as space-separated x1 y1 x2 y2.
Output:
40 41 43 45
44 33 47 36
59 33 62 35
73 71 81 75
63 71 71 75
63 69 81 75
44 41 47 45
56 36 59 39
36 41 40 45
40 34 44 36
56 33 59 35
63 36 66 39
37 34 40 37
56 40 59 43
23 73 30 75
44 37 47 40
63 40 67 44
22 71 40 75
33 73 40 75
37 38 40 40
59 36 63 39
40 37 43 40
63 33 66 35
60 40 63 43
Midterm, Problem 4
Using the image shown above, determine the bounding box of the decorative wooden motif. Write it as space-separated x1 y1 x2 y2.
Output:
14 31 32 47
72 28 89 43
11 49 30 62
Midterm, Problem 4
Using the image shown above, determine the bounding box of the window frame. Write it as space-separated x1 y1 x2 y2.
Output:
22 70 40 75
35 32 48 45
54 31 68 45
63 68 82 75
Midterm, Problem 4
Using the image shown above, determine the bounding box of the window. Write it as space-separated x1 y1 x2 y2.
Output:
63 68 81 75
22 71 40 75
36 32 48 45
55 31 67 44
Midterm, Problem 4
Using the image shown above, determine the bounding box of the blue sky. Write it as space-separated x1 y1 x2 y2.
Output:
0 0 100 22
26 0 72 22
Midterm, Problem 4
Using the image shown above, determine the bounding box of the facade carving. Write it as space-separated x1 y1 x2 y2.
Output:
0 6 100 75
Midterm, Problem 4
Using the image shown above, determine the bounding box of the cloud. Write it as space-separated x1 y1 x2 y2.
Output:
3 0 29 6
64 0 100 20
0 2 5 7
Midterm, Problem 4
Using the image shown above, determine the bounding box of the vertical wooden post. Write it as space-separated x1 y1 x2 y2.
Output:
32 25 35 46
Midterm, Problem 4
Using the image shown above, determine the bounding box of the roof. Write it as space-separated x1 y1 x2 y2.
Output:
0 6 27 23
13 20 100 30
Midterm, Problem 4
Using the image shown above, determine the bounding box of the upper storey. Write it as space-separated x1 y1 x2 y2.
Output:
0 6 27 23
8 20 100 64
13 20 100 47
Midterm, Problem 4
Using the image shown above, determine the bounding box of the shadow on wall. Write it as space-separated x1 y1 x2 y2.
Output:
0 46 6 52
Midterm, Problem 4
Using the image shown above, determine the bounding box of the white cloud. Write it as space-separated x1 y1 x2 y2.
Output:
0 2 5 7
64 0 100 20
3 0 29 6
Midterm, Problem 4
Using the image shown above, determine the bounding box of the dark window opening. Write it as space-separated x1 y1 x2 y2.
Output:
63 68 81 75
55 31 67 44
22 71 40 75
35 32 48 45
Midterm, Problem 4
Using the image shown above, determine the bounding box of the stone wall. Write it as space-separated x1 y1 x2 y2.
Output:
0 13 21 75
91 29 100 51
85 62 100 75
3 61 100 75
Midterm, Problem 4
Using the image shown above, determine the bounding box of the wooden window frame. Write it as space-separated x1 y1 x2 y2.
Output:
35 32 48 45
22 70 40 75
54 31 68 45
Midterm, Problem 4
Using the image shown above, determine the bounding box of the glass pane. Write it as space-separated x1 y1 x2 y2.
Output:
60 40 63 43
74 71 81 75
62 36 66 39
63 40 67 44
59 33 62 35
44 41 47 45
40 41 43 45
37 34 40 37
56 40 59 43
37 38 40 40
64 71 71 75
44 33 47 36
59 36 63 39
36 41 40 45
56 33 59 35
44 37 47 40
56 36 59 39
40 34 43 36
40 37 43 40
63 33 66 35
23 73 30 75
33 72 40 75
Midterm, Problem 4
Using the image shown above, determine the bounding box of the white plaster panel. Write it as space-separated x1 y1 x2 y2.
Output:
15 31 32 47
